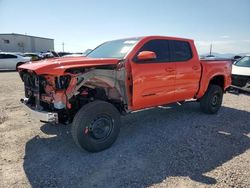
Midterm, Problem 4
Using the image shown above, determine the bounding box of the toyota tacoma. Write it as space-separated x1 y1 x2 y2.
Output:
18 36 232 152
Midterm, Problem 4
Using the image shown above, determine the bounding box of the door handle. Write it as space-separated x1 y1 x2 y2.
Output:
192 66 199 70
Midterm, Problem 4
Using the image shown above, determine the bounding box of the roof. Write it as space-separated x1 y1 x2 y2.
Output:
0 33 54 40
107 36 192 42
141 35 193 41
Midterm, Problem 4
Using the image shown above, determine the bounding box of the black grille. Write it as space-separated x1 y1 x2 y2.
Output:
21 72 38 99
22 73 36 89
20 72 40 108
232 74 250 87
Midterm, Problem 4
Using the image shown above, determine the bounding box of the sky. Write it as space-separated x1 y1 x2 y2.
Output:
0 0 250 54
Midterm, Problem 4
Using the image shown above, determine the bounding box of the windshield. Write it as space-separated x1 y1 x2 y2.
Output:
87 38 140 59
234 56 250 67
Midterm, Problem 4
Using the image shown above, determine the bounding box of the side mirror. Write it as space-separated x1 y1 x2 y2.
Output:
137 51 156 61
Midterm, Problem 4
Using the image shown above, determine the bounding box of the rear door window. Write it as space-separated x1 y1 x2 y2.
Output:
170 40 192 61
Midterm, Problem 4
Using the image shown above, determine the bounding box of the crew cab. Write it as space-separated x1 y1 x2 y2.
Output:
18 36 232 152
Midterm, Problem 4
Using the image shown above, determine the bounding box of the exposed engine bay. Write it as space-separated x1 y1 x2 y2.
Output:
19 65 128 122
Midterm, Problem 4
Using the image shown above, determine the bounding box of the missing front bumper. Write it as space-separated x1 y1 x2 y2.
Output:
21 98 58 123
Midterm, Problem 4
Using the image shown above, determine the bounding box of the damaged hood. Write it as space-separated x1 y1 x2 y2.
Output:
18 57 120 75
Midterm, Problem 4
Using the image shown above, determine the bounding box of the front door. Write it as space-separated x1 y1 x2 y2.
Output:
130 39 176 110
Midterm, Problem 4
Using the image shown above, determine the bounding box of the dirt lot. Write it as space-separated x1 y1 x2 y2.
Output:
0 72 250 188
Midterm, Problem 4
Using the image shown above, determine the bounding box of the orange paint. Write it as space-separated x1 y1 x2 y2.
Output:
19 36 232 112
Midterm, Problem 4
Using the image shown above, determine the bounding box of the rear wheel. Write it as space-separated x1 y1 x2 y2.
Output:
200 84 223 114
71 101 121 152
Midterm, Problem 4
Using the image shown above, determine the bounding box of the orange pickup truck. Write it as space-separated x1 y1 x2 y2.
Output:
18 36 232 152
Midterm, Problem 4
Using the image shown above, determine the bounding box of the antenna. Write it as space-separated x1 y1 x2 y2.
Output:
210 43 212 56
62 42 64 52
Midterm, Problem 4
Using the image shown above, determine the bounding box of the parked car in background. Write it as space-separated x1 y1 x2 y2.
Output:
233 55 243 61
0 52 31 70
231 55 250 92
62 53 85 57
57 52 72 57
233 53 250 61
23 53 43 61
41 51 59 59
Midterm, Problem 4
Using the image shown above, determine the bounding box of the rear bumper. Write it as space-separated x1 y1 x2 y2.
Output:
231 84 250 92
21 98 58 123
231 74 250 92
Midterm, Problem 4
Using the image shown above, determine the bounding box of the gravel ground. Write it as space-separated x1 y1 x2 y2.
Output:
0 72 250 188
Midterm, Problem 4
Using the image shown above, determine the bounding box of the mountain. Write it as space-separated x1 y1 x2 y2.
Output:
200 52 236 59
83 49 92 55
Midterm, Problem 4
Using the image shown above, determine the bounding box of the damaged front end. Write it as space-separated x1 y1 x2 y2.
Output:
19 71 74 123
19 63 128 124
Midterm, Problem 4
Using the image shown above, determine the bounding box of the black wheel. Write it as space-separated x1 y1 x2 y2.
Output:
200 84 223 114
71 101 121 152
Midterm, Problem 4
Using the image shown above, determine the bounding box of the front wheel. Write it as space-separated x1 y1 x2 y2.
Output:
200 84 223 114
71 101 121 152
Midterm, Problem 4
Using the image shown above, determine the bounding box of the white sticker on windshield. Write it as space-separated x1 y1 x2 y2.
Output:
124 40 137 44
120 46 131 54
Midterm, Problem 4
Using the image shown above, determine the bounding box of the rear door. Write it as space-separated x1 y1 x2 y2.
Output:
130 39 176 109
169 40 201 101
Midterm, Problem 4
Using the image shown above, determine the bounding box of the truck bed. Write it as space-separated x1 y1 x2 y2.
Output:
196 59 232 98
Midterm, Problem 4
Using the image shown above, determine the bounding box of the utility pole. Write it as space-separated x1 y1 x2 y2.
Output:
62 42 65 52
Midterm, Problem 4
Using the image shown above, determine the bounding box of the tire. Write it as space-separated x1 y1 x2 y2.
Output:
200 84 223 114
71 101 121 152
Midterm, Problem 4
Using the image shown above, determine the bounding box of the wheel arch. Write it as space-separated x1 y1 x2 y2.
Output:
16 62 25 70
196 74 226 99
209 75 225 89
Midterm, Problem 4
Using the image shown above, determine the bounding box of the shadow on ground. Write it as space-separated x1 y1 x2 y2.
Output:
23 103 250 187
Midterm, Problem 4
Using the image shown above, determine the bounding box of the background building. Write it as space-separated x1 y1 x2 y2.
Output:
0 33 54 53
